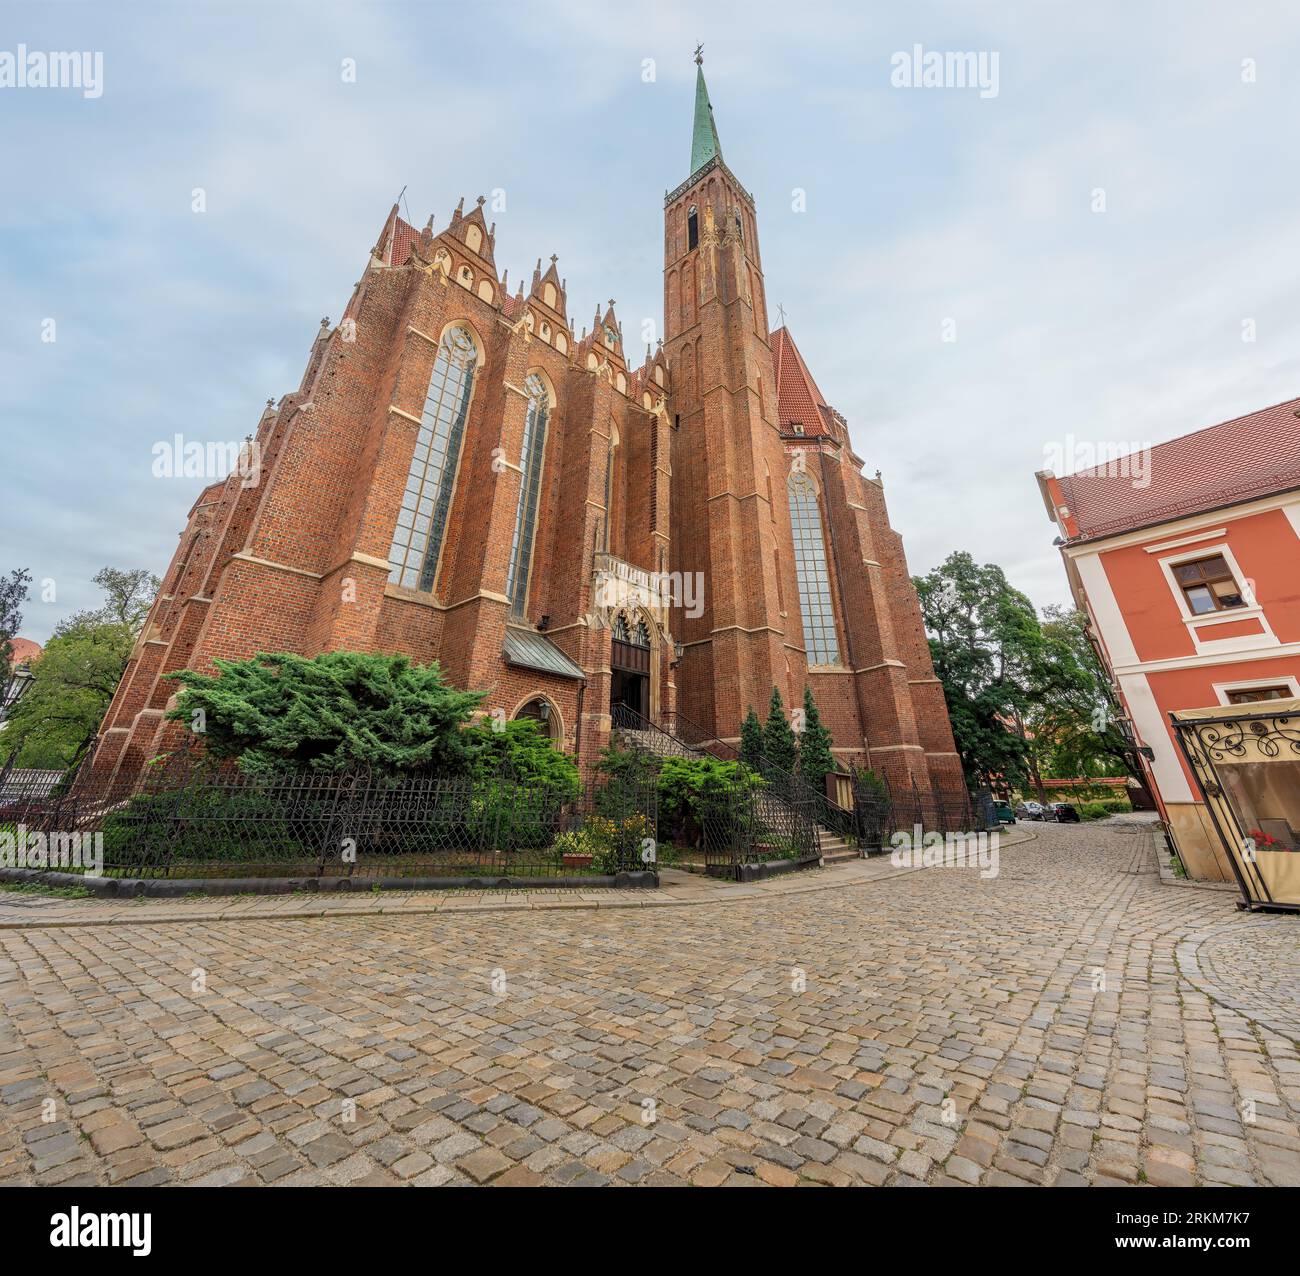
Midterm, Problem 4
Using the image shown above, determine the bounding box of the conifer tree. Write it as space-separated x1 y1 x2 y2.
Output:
761 685 797 776
739 706 764 770
797 685 835 795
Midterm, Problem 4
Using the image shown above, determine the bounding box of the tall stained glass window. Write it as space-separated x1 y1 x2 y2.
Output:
388 326 477 592
505 373 550 615
788 473 840 666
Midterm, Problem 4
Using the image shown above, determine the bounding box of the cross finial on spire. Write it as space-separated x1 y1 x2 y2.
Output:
776 302 787 327
690 50 721 173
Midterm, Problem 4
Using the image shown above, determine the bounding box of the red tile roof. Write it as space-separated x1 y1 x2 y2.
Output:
1056 396 1300 542
770 326 832 437
387 216 421 267
7 637 41 668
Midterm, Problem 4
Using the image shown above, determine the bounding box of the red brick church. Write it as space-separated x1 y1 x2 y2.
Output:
91 57 963 797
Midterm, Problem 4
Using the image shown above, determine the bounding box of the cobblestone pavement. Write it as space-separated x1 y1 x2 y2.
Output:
1 821 1297 1187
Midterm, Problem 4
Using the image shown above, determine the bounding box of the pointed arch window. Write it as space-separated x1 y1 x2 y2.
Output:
788 473 840 666
687 205 699 251
505 373 550 615
388 325 477 592
603 426 618 552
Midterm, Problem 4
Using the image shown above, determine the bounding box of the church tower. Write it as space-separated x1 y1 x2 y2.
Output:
665 52 804 742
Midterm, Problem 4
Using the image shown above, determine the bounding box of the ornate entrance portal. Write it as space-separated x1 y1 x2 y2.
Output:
610 613 650 720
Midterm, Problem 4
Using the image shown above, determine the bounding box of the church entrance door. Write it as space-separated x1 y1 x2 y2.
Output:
610 619 651 721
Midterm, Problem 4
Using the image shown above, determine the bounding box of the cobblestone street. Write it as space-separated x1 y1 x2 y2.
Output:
1 821 1297 1187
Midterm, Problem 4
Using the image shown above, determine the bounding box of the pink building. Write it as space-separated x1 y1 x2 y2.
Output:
1038 399 1300 884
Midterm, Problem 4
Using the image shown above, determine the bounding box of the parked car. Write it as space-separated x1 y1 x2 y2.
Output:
992 800 1016 824
1015 800 1047 821
1049 802 1081 823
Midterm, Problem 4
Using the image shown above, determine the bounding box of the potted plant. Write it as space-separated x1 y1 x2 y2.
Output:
552 830 594 870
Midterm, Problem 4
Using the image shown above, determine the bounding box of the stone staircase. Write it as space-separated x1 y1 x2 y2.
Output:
816 827 859 864
614 718 859 860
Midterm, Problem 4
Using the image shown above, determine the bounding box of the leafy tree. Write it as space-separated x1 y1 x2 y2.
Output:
2 565 158 771
761 685 797 775
914 551 1042 791
90 567 160 631
739 706 764 770
796 686 835 795
164 650 484 777
1 617 134 771
916 552 1153 801
52 567 161 636
0 567 31 673
1028 606 1155 804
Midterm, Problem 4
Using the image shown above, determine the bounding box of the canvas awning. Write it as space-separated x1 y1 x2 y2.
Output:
1171 697 1300 724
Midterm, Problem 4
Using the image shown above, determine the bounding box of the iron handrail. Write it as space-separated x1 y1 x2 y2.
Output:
612 703 855 842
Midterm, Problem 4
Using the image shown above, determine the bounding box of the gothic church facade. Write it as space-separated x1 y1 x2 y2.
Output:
91 61 964 798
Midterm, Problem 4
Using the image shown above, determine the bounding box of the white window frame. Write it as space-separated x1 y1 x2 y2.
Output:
1212 675 1300 706
1154 541 1277 653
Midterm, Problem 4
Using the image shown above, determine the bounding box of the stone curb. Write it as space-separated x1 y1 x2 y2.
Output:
0 865 658 898
1149 827 1240 895
0 825 1039 931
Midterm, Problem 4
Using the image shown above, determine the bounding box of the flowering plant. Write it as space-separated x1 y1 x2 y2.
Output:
1246 829 1295 852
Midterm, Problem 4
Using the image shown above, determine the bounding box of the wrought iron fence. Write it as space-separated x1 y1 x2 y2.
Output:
852 775 979 854
611 705 819 878
629 704 858 843
0 743 658 882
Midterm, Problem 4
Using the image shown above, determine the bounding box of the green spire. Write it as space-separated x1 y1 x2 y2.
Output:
690 51 722 176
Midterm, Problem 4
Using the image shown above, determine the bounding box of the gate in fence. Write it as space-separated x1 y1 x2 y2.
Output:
851 774 981 854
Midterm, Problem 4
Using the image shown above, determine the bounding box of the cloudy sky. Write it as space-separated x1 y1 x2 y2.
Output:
5 0 1300 642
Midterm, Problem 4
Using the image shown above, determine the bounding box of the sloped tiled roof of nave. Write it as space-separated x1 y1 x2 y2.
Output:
770 325 839 438
387 215 423 268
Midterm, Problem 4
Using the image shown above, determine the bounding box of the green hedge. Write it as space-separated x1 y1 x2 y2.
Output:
1074 798 1132 820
